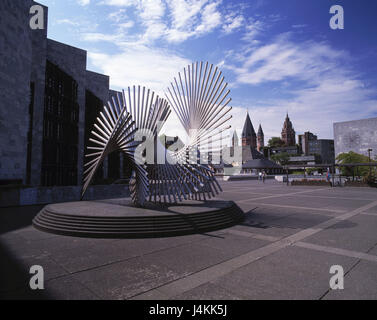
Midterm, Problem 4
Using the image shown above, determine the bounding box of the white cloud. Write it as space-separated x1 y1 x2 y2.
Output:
56 19 80 26
88 45 191 93
108 9 128 23
100 0 224 44
222 15 244 34
100 0 137 6
233 33 345 85
81 32 123 42
77 0 90 6
225 33 377 140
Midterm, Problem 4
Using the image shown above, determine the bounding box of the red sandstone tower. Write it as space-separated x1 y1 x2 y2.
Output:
281 113 296 146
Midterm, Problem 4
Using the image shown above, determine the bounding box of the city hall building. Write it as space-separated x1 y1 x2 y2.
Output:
0 0 124 188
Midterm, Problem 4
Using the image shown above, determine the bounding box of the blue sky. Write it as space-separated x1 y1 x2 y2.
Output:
37 0 377 142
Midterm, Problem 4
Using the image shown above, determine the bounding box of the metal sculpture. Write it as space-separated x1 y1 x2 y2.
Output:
82 62 232 207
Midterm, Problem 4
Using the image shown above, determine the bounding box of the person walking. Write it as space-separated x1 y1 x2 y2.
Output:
259 171 262 181
262 171 266 183
326 169 332 185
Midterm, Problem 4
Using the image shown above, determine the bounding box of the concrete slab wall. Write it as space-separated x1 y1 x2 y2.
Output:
0 0 33 182
30 2 48 186
334 117 377 160
0 184 130 207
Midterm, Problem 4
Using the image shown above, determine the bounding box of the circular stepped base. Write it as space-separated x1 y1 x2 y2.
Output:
32 198 244 238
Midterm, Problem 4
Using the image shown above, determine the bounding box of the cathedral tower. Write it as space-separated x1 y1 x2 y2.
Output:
232 130 239 147
281 113 296 146
257 124 264 152
242 112 257 148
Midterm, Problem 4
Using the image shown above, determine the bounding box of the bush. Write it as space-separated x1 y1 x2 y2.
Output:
363 172 377 187
291 179 331 186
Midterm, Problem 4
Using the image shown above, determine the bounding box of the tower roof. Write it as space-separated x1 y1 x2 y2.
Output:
283 112 294 131
232 130 239 146
258 124 264 136
242 112 256 138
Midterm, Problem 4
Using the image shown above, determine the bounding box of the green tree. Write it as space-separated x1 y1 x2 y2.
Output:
271 152 290 166
336 151 376 177
306 167 318 175
268 137 285 148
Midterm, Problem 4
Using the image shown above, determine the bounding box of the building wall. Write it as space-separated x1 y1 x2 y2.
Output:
334 117 377 160
0 0 33 183
29 2 48 185
0 0 114 188
46 39 87 186
308 139 334 164
86 71 110 103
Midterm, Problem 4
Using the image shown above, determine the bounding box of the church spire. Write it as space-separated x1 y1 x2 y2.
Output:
232 130 239 147
257 124 264 152
241 111 257 148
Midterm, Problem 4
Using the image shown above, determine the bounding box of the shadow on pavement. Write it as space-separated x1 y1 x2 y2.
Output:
0 205 44 234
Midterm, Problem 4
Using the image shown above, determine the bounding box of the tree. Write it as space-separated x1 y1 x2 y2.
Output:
336 151 376 177
271 152 290 166
268 137 285 148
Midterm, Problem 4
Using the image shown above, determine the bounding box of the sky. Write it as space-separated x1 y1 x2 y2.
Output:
37 0 377 144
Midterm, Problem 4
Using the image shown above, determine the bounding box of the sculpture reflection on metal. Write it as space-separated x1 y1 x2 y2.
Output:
81 62 232 207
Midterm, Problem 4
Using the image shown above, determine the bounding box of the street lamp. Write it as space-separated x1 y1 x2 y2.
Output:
368 148 373 175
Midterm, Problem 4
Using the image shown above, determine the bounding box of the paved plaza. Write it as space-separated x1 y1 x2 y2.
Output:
1 180 377 300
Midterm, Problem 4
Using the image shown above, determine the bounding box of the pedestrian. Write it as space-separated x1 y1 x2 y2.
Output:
326 169 331 185
262 171 266 183
259 171 262 181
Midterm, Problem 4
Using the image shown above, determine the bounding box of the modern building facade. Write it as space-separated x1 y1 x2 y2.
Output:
334 117 377 160
308 139 335 164
298 131 317 155
0 0 122 187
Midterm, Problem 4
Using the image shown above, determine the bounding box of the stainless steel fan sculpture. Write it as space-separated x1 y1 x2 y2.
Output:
82 62 232 207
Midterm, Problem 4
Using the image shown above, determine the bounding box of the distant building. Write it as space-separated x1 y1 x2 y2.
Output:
0 0 122 186
281 113 296 146
334 117 377 160
308 139 335 164
217 113 281 174
298 131 317 155
289 155 319 166
297 131 335 164
271 145 300 156
257 124 264 152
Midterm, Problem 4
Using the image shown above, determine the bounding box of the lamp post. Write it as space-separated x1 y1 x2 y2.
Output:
368 148 373 175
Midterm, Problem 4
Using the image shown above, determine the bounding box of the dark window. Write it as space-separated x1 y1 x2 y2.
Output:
41 60 79 186
26 82 35 185
85 90 104 184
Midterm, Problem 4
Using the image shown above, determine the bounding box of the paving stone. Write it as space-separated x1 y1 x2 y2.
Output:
172 282 243 300
305 214 377 253
324 260 377 300
71 256 181 300
44 277 99 300
211 246 357 300
1 180 377 299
